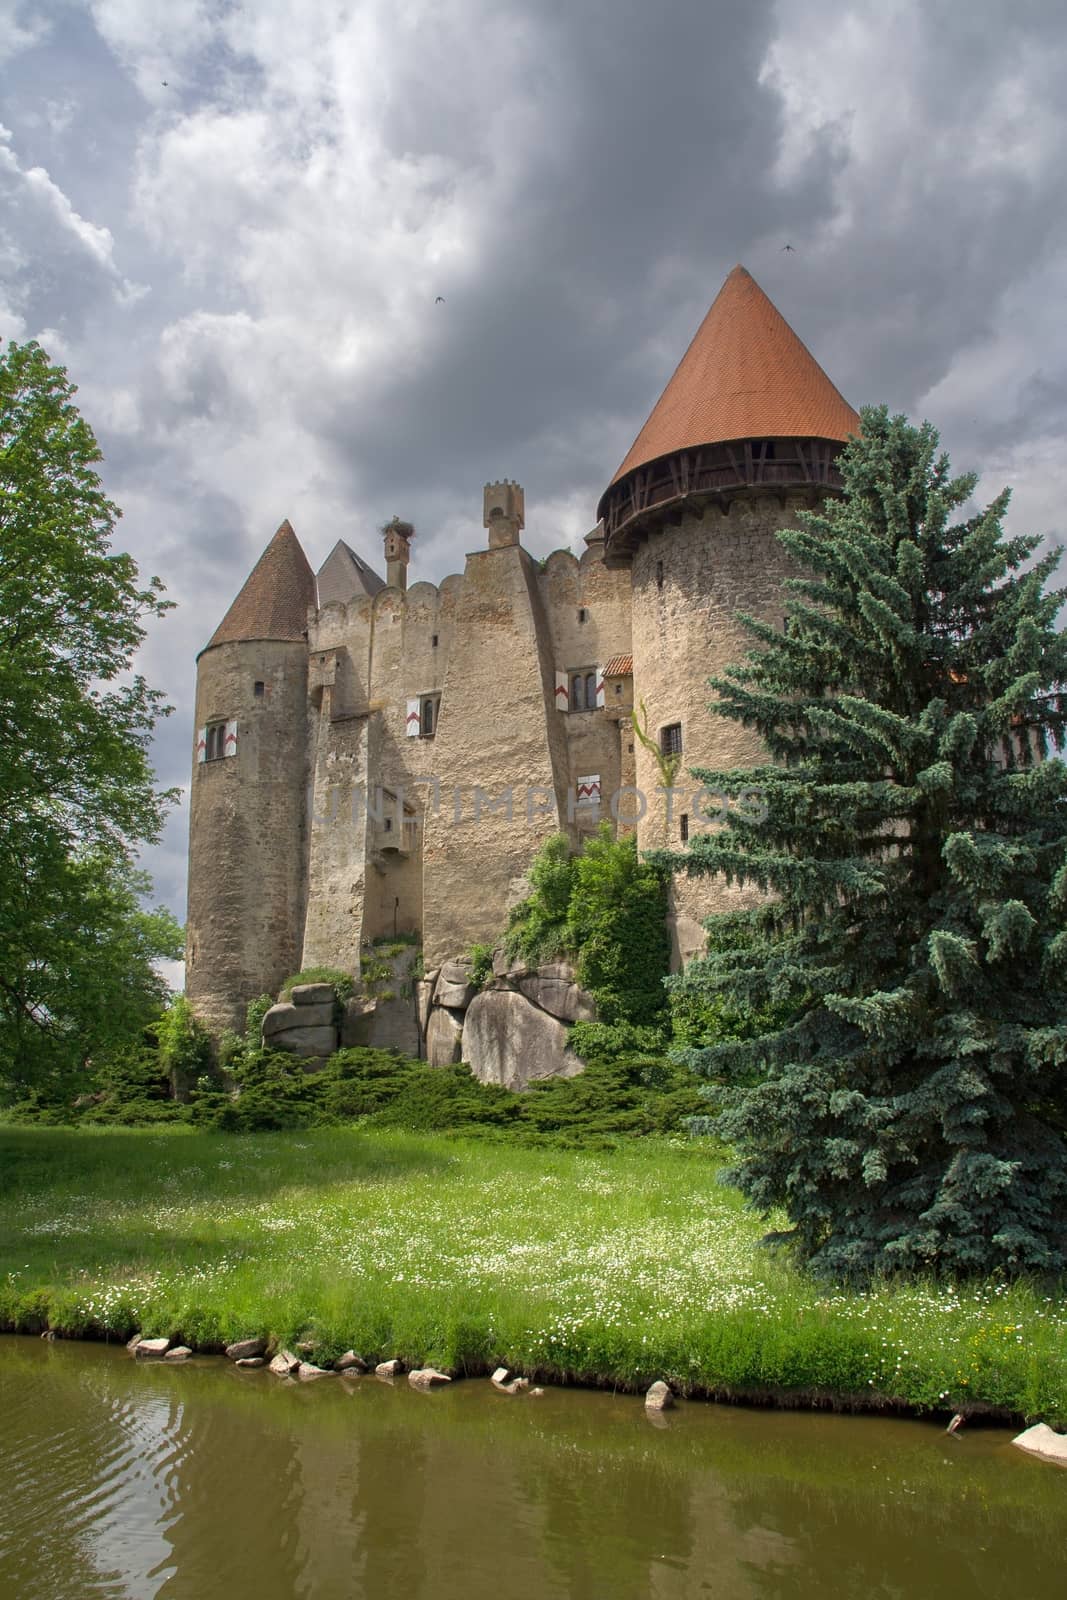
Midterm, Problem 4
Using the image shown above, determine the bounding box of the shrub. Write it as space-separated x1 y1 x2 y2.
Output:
468 942 495 989
278 967 355 1003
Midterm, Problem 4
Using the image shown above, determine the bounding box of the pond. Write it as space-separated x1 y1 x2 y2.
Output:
0 1338 1062 1599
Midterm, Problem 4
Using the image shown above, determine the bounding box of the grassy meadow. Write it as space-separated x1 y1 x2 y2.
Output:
1 1124 1064 1423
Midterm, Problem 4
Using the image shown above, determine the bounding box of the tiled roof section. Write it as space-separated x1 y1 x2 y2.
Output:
609 266 860 486
204 520 316 651
317 539 386 607
602 654 633 678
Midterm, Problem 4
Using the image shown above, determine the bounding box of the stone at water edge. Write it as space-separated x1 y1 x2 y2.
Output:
126 1332 143 1353
375 1359 404 1377
491 1371 530 1395
235 1357 267 1369
135 1338 171 1358
490 1367 512 1387
335 1351 369 1373
269 1353 297 1377
224 1337 267 1362
408 1369 452 1390
297 1362 333 1379
164 1347 192 1362
645 1381 675 1411
1012 1423 1067 1466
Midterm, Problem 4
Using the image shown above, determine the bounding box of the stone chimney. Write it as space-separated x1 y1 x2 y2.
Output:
381 517 414 590
483 480 524 549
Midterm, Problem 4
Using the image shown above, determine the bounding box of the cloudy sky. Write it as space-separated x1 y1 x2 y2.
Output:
3 0 1067 959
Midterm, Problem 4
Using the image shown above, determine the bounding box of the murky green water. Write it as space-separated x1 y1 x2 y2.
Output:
0 1338 1063 1599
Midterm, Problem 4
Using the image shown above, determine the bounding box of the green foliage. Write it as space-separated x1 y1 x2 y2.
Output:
632 698 681 786
504 825 670 1027
0 340 177 1092
155 997 212 1099
467 942 495 989
504 833 575 963
278 967 354 1003
657 405 1067 1280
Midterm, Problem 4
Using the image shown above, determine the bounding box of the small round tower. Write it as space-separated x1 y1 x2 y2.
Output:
596 266 860 960
185 520 316 1035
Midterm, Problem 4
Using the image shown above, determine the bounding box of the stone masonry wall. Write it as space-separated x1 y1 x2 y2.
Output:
186 637 310 1034
630 493 811 963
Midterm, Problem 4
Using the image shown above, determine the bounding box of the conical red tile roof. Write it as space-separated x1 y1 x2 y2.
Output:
202 520 316 652
607 266 859 487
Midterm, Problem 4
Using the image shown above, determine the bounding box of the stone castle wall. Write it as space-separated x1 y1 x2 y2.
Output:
185 637 310 1034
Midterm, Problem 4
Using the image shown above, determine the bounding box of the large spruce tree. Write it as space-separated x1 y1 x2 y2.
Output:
665 405 1067 1279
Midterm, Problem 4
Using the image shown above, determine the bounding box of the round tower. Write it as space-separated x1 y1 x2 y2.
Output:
185 520 316 1035
596 265 860 962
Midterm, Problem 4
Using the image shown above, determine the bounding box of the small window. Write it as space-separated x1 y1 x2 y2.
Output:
420 694 440 737
205 721 227 761
680 813 689 843
656 560 664 589
383 816 393 833
432 634 439 648
254 680 265 698
614 684 621 696
660 723 683 756
568 668 598 712
578 607 588 623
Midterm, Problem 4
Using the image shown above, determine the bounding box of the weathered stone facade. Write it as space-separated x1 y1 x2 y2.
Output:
185 265 861 1037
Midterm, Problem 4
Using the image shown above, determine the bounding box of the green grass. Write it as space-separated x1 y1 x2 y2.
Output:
0 1125 1063 1422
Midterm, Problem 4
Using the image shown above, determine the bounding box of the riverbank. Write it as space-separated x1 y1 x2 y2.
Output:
1 1126 1063 1423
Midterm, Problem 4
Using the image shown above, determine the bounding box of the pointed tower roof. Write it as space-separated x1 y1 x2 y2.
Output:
606 266 859 490
202 520 316 653
317 539 386 608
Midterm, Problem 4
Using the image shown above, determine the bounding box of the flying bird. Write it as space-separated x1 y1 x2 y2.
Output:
162 80 168 86
781 243 795 252
435 296 445 304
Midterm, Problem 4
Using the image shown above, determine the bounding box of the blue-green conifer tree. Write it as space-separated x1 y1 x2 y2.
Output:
664 406 1067 1278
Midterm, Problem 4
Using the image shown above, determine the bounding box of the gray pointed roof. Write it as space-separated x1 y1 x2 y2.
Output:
317 539 386 607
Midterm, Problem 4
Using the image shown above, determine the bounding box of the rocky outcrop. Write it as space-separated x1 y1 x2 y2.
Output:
419 952 594 1088
425 1006 464 1066
516 963 596 1023
262 986 340 1060
435 959 476 1009
462 989 584 1091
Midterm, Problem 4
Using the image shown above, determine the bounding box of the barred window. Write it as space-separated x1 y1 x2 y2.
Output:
660 723 682 756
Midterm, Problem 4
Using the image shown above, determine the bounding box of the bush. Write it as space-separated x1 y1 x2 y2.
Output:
468 942 495 989
155 997 212 1099
278 967 354 1003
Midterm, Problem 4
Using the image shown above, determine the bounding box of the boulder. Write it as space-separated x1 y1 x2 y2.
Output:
408 1368 451 1390
263 1000 336 1035
425 1006 464 1067
297 1362 333 1379
235 1356 266 1369
517 971 596 1023
164 1346 192 1361
135 1337 171 1358
414 979 436 1038
290 982 337 1006
225 1337 267 1362
269 1352 300 1377
463 990 585 1091
375 1359 404 1377
435 959 476 1009
1012 1423 1067 1466
126 1331 144 1353
340 995 377 1048
645 1380 674 1411
490 1367 512 1386
335 1350 369 1373
492 950 530 980
270 1024 338 1059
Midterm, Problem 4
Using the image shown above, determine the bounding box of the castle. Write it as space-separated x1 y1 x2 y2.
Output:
185 265 860 1036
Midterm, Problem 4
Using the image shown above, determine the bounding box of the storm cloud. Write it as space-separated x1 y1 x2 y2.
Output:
2 0 1066 940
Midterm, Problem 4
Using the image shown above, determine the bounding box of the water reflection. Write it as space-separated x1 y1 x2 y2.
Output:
0 1339 1060 1600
